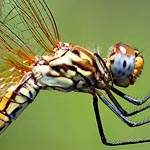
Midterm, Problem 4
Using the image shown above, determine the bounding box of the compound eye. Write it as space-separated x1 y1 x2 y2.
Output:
109 43 144 87
114 43 135 56
110 43 136 78
112 53 135 78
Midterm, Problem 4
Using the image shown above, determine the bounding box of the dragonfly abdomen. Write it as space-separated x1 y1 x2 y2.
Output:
0 73 40 134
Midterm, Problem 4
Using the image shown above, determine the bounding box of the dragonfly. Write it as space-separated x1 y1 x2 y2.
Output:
0 0 150 146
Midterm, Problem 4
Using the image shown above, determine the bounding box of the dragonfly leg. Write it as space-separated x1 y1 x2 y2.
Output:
93 94 150 146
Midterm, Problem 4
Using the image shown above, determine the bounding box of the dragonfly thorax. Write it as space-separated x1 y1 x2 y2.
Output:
32 43 97 92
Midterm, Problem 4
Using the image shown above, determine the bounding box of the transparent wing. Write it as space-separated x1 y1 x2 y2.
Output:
0 23 33 99
1 0 60 55
0 63 24 99
0 0 2 17
0 0 60 99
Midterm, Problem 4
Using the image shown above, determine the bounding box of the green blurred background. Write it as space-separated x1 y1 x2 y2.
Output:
1 0 150 150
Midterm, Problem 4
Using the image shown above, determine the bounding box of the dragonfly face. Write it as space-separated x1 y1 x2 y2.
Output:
0 0 150 146
107 43 144 87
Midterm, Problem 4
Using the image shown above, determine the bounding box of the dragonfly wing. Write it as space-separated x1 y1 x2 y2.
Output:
0 0 61 98
1 0 60 55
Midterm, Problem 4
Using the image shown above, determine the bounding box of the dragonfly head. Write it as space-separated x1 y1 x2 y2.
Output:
107 43 144 87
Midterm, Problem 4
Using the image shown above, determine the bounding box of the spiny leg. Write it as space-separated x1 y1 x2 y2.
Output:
111 87 150 105
105 89 150 116
93 94 108 145
94 52 113 86
96 90 150 127
93 93 150 146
